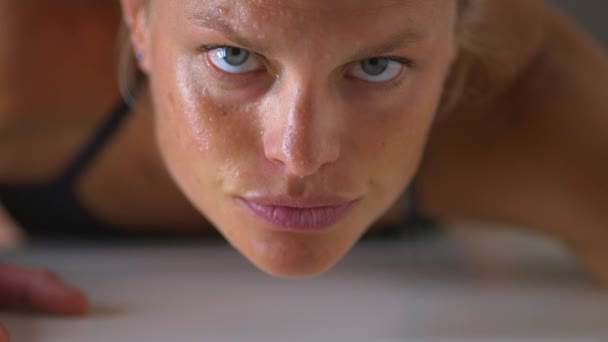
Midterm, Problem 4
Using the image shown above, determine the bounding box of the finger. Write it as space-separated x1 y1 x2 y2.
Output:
0 264 89 315
0 205 26 250
0 322 9 342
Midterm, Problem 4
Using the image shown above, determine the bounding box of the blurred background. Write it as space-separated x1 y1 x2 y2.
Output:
552 0 607 45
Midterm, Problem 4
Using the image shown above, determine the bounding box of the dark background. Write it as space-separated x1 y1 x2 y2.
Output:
552 0 607 46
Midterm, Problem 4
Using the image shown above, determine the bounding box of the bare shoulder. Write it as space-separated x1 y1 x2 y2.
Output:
447 0 607 120
0 1 125 179
418 0 608 240
0 1 122 134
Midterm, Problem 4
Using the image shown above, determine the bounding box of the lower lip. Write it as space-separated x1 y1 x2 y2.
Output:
236 199 358 232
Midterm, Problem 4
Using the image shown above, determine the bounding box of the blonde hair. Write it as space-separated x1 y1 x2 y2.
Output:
117 23 141 106
436 0 481 117
436 0 522 120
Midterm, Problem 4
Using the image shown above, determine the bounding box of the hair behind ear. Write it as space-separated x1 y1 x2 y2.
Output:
117 0 149 104
117 22 144 105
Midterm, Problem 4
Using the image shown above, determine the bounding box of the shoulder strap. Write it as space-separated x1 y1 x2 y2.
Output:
55 75 145 188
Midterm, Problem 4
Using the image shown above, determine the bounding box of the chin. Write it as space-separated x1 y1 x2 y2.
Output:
235 230 357 279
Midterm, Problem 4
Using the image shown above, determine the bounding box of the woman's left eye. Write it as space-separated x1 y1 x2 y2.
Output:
348 57 408 83
205 46 265 74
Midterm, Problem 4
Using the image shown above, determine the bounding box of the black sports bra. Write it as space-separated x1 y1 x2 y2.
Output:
0 94 136 238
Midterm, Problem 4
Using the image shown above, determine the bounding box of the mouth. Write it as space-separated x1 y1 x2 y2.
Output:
235 196 360 232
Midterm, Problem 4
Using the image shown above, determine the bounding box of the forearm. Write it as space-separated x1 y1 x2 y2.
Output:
0 202 24 249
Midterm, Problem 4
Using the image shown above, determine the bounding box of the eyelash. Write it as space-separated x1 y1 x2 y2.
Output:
347 56 415 91
197 44 416 90
380 56 415 68
198 44 263 66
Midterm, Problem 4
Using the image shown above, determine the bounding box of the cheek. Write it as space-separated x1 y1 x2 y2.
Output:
147 45 260 192
352 87 440 171
348 67 449 203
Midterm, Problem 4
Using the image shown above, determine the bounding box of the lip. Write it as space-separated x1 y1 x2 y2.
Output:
236 196 359 232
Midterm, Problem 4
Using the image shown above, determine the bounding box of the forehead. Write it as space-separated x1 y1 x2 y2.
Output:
184 0 425 11
179 0 448 24
155 0 456 61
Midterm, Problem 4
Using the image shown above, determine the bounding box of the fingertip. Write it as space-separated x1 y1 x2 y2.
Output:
68 287 91 316
29 281 90 316
51 286 91 316
0 323 10 342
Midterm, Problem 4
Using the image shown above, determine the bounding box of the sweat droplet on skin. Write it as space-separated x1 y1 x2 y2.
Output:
216 6 230 16
174 57 215 153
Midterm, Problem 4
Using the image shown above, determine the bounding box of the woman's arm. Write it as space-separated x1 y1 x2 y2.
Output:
418 0 608 284
0 204 23 249
0 3 97 322
0 205 88 338
0 262 89 315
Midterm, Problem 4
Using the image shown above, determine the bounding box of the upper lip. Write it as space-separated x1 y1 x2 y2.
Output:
238 195 359 209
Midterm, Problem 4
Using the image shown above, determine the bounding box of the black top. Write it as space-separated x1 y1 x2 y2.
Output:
0 95 134 238
0 86 438 240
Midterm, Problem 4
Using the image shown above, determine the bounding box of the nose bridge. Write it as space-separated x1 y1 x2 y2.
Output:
263 75 341 177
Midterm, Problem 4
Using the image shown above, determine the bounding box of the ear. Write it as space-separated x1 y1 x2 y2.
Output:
120 0 152 73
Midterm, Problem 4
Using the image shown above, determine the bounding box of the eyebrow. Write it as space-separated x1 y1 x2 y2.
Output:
188 9 273 53
351 28 428 60
188 8 428 59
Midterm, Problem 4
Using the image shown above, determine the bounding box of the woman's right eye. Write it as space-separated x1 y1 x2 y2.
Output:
204 46 265 74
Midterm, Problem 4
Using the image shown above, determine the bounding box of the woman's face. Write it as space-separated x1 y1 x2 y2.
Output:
124 0 458 277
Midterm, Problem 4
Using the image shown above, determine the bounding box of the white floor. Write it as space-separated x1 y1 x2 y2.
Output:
1 226 607 342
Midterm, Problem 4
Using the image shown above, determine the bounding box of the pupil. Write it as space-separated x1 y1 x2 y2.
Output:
230 47 242 56
222 47 249 66
362 58 389 76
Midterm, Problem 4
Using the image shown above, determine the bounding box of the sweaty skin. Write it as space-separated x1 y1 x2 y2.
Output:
123 0 459 276
0 1 607 338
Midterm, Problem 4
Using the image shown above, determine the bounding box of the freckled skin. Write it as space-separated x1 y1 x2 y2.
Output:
127 0 458 276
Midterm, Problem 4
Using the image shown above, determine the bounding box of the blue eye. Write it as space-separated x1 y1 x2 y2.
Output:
349 57 406 83
362 58 390 76
207 46 264 74
219 47 249 66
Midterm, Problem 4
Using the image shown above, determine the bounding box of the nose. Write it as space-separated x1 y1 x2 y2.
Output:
262 82 341 177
